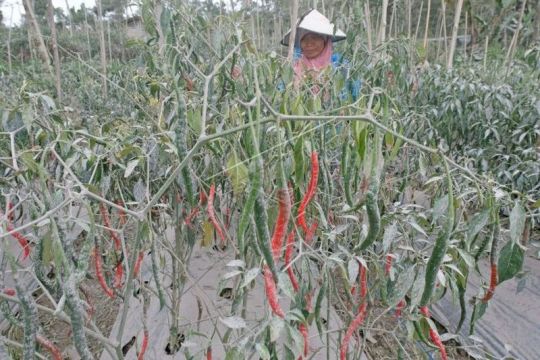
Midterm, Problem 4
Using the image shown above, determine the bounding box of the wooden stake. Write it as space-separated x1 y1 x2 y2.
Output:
447 0 464 69
47 0 62 102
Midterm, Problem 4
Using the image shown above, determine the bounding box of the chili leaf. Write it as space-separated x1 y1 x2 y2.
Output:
497 241 524 284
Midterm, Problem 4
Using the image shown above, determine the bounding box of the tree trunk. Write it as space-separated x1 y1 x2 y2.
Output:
96 0 108 97
22 0 52 73
47 0 62 102
287 0 299 62
447 0 464 69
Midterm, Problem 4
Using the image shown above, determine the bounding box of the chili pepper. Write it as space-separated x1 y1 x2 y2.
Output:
356 191 380 251
1 209 30 259
482 263 498 302
99 202 122 250
339 302 368 360
36 335 62 360
7 202 14 222
285 231 300 292
3 288 16 296
297 151 319 238
134 251 145 277
206 347 212 360
207 184 226 247
93 247 114 298
384 254 393 276
429 327 448 360
184 207 199 228
419 306 448 360
395 299 406 318
116 200 127 226
305 221 318 244
137 330 148 360
263 265 285 318
359 263 367 299
299 323 309 358
419 158 454 307
271 188 291 262
114 262 123 289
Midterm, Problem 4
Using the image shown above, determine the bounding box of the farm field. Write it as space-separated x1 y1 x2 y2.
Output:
1 0 539 359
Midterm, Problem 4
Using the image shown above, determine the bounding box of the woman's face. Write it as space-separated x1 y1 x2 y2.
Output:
300 33 327 59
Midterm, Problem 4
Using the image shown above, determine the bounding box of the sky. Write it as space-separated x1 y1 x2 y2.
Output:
1 0 96 26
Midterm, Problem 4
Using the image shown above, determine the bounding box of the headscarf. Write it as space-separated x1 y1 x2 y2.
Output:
293 33 333 81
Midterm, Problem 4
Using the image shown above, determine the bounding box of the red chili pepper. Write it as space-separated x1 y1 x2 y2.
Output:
263 265 285 318
99 203 122 250
285 231 300 292
481 263 498 303
207 184 226 247
2 208 30 259
36 335 62 360
3 288 16 296
297 151 319 240
133 251 145 277
384 254 393 276
206 347 212 360
116 200 127 226
299 323 309 358
339 302 368 360
94 247 114 298
428 328 448 360
271 188 291 262
419 306 448 360
395 299 406 318
137 330 148 360
305 221 318 244
7 202 14 222
114 262 123 289
199 189 207 205
184 207 200 228
359 263 367 299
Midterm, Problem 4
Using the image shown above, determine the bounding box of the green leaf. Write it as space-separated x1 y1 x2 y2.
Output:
388 265 416 307
226 150 248 195
509 201 525 245
219 316 247 329
498 241 524 284
466 208 490 247
294 136 305 185
255 343 271 360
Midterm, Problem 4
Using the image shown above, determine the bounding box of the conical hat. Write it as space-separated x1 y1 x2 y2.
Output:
281 9 346 47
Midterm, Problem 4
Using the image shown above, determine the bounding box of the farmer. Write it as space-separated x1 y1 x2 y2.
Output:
281 9 361 101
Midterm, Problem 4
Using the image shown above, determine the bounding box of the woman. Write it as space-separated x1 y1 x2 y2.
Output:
281 9 361 101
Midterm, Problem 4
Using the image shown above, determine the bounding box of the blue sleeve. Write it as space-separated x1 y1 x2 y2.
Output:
332 52 362 101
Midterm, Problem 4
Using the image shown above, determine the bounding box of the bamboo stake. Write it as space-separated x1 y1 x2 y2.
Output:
423 0 432 50
64 0 73 36
447 0 464 69
287 0 299 62
505 0 528 70
364 1 373 52
442 0 448 60
7 6 13 72
377 0 388 45
484 36 489 72
96 0 108 97
463 11 468 61
47 0 62 102
83 4 92 59
22 0 53 74
407 0 412 39
414 1 424 45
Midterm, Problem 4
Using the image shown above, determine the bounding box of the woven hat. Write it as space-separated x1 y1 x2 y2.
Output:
281 9 346 47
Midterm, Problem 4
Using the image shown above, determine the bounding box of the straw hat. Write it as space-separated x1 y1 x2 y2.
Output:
281 9 346 47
